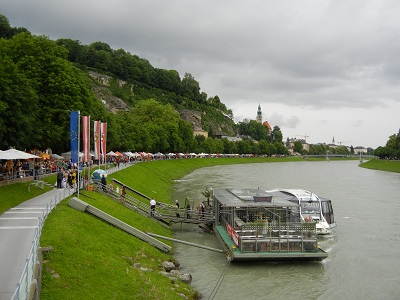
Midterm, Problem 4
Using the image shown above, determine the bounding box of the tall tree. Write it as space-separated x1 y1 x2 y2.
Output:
181 73 201 101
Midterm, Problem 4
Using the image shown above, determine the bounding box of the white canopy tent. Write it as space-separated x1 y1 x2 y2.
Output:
106 151 118 157
61 151 84 161
0 149 40 160
50 154 64 160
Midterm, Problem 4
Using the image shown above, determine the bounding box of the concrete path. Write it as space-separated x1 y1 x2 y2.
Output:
0 162 134 299
0 187 74 300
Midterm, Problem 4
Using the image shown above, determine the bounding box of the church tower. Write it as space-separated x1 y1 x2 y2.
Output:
256 104 262 123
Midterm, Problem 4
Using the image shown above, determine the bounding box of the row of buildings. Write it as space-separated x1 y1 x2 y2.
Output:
255 104 369 154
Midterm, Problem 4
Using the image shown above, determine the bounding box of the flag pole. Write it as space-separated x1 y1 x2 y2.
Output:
88 116 91 190
77 111 80 199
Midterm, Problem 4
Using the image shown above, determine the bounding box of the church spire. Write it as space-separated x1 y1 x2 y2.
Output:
256 103 262 123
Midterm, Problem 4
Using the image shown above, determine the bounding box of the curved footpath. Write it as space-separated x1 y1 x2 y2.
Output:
0 187 75 300
0 163 133 300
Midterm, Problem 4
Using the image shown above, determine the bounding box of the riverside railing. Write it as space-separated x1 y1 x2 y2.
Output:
11 188 75 300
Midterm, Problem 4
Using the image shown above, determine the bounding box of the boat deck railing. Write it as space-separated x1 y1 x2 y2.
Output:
221 218 320 253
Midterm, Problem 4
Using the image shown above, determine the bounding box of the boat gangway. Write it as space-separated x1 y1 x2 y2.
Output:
93 179 215 227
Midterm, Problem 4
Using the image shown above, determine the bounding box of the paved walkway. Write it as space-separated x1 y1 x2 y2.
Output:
0 163 134 300
0 187 75 300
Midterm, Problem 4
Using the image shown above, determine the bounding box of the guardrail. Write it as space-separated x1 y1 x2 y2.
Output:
11 188 75 300
95 182 214 225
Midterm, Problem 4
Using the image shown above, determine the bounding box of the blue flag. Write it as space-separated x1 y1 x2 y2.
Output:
70 111 79 163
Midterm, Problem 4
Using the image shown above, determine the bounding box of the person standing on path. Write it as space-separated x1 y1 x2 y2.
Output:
101 174 107 191
150 198 157 216
57 169 64 188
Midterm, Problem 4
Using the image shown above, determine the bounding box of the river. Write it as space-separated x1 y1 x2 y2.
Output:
172 160 400 300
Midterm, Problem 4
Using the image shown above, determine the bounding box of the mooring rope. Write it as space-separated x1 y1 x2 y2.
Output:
208 256 231 300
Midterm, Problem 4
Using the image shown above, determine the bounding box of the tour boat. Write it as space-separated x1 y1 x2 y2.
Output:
274 189 337 235
212 188 330 262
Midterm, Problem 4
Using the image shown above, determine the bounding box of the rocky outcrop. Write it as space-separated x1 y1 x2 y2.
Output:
179 109 203 131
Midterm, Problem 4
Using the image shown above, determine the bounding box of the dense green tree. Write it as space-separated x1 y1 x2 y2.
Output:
238 120 269 141
274 141 288 155
0 53 37 149
293 141 303 153
151 68 181 94
0 14 28 39
181 73 201 102
271 126 283 143
56 39 85 63
375 130 400 159
309 144 327 155
222 138 237 154
332 146 350 155
0 32 108 152
125 99 194 153
200 137 217 153
236 139 254 154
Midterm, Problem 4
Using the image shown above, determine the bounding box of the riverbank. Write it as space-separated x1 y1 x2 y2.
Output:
359 159 400 173
39 157 303 299
3 156 398 298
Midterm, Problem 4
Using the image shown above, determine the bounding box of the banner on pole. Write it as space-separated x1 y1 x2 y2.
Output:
94 120 101 160
100 122 107 163
70 111 79 163
82 116 90 162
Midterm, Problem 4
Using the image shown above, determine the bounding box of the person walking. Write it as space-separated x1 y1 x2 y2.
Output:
185 203 191 219
120 186 126 203
200 202 205 220
150 198 157 216
101 174 107 191
175 200 180 217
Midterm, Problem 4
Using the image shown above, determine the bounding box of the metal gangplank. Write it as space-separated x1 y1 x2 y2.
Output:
94 180 215 227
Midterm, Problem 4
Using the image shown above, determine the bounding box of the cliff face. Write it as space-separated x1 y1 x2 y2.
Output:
179 109 203 131
179 109 236 136
89 71 130 113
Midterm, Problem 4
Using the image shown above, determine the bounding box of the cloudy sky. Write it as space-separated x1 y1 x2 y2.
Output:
3 0 400 148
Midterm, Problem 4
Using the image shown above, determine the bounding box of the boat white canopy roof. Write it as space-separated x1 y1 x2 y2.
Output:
213 188 300 208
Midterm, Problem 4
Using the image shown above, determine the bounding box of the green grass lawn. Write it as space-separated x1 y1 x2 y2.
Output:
6 155 395 299
40 157 303 299
359 159 400 173
0 176 55 214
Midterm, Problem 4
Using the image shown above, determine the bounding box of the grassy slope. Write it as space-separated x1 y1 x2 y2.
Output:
40 157 304 300
359 159 400 173
0 177 55 214
3 156 397 299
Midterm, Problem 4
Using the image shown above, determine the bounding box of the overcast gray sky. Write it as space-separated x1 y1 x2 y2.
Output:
3 0 400 148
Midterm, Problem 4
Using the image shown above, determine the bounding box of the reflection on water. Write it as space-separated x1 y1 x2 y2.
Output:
173 161 400 300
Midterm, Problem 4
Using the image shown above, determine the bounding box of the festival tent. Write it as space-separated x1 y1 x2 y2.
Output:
0 149 40 160
106 151 118 157
154 152 164 158
123 152 137 157
114 151 124 157
50 154 64 160
61 151 84 160
131 152 141 158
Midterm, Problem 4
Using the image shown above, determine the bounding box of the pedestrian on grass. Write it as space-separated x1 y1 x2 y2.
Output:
150 198 157 216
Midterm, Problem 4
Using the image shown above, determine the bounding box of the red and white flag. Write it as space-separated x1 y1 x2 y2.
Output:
100 122 107 162
82 116 90 162
94 120 101 160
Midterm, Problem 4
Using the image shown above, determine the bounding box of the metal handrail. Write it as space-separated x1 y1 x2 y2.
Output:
10 183 88 299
